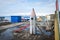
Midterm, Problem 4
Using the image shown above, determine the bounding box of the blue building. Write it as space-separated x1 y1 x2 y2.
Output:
11 16 21 23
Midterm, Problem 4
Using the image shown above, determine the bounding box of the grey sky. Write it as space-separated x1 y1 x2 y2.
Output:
0 0 60 16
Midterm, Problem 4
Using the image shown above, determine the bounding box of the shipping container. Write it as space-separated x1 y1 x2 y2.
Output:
11 16 21 23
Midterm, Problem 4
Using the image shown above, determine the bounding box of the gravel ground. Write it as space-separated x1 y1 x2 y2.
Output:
13 30 54 40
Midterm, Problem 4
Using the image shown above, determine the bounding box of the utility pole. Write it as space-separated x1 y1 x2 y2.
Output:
54 0 60 40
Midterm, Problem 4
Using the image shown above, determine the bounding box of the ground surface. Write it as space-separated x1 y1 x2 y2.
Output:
13 30 54 40
0 22 54 40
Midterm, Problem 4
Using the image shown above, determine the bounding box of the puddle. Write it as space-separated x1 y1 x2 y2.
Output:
0 26 19 40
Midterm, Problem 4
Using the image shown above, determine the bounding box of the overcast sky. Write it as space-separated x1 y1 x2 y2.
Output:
0 0 60 16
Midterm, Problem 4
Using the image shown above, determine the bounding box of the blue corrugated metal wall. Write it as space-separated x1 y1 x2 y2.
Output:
11 16 21 23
